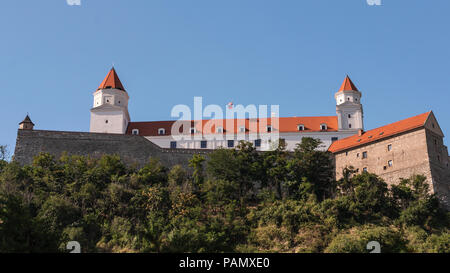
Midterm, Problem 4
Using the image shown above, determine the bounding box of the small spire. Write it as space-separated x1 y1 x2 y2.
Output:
19 114 35 130
97 67 126 91
338 75 359 92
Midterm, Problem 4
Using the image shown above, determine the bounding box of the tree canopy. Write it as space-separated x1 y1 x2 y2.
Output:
0 139 448 253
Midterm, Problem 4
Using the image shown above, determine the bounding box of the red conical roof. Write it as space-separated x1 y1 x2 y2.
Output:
338 75 359 92
97 67 125 91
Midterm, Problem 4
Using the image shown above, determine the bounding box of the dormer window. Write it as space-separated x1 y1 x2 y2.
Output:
297 124 305 131
239 126 246 133
132 129 139 135
158 128 166 135
267 125 272 132
320 124 327 130
216 127 223 133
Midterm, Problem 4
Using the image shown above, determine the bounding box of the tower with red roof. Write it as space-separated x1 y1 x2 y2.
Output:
335 75 364 131
90 67 130 134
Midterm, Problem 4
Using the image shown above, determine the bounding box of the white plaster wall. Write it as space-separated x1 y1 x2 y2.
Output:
90 111 128 134
145 131 357 151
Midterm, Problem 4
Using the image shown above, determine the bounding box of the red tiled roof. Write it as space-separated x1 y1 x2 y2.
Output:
97 67 125 91
328 111 431 153
126 116 338 136
338 75 359 92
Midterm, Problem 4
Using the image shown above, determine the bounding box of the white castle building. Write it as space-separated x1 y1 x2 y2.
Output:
90 68 364 151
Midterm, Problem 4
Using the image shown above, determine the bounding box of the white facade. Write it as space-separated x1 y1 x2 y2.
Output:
90 88 130 134
145 131 358 151
335 89 364 131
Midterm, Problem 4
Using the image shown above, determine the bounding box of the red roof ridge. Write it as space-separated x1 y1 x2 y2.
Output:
338 75 359 92
328 111 432 153
97 67 125 91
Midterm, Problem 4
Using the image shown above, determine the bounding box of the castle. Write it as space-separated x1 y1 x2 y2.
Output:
13 68 450 209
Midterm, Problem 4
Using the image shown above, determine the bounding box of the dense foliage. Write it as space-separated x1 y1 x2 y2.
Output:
0 141 448 253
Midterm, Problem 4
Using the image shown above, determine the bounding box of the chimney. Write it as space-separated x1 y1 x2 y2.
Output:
358 129 364 136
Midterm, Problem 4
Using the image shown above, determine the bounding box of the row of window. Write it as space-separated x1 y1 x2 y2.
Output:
356 160 394 173
170 139 265 149
346 144 393 158
131 123 330 136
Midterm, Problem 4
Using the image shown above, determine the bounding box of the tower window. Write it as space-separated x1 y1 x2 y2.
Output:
239 126 246 133
388 160 393 167
105 120 108 124
267 126 272 132
190 128 196 134
158 128 166 135
363 167 368 172
132 129 139 135
349 124 352 129
348 114 351 118
297 124 305 131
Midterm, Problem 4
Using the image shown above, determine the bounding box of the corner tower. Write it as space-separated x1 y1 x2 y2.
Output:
90 67 130 134
335 75 364 131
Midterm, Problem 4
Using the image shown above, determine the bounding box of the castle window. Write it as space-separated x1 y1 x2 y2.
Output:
348 114 351 118
132 129 139 135
170 141 177 149
363 167 368 172
216 127 223 133
254 139 261 147
297 124 305 131
387 144 392 151
357 153 360 158
383 166 387 170
362 151 368 159
201 140 207 149
158 128 166 135
332 137 338 142
355 98 358 102
349 124 352 129
227 140 234 148
388 160 393 167
267 125 272 132
239 126 246 133
105 120 108 124
320 124 327 130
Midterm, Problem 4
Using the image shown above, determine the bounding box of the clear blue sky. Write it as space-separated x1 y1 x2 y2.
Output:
1 0 449 155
